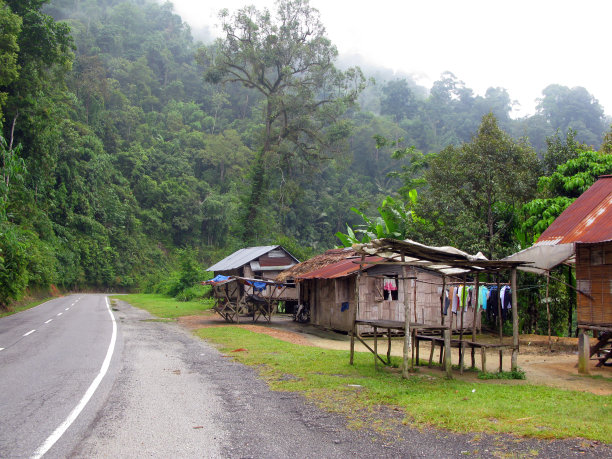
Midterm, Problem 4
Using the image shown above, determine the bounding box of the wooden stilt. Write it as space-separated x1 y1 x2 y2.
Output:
511 268 519 371
350 261 363 366
578 330 590 374
481 348 487 373
374 326 378 370
402 265 412 379
387 328 392 364
429 341 435 367
444 328 452 379
472 276 479 369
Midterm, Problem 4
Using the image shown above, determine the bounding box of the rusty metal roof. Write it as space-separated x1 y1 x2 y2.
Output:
536 175 612 246
296 256 382 280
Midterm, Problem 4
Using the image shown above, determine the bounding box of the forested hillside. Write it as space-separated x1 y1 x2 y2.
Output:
1 0 611 321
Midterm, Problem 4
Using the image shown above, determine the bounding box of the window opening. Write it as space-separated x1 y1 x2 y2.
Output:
383 275 399 300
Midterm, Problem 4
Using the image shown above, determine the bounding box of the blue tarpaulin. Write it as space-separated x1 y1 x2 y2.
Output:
248 281 267 292
210 274 231 283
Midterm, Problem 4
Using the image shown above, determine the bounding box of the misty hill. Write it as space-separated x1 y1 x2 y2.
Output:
0 0 610 307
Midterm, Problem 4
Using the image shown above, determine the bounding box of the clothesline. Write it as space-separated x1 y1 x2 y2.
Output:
445 282 510 286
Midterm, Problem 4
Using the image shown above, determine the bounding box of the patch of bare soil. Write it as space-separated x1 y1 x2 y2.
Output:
179 312 612 395
178 311 314 347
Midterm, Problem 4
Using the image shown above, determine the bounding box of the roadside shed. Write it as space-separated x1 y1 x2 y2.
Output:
354 239 527 377
206 246 300 321
276 248 478 334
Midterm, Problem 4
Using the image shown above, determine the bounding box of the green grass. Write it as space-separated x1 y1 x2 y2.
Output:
0 297 53 318
113 293 214 318
195 326 612 442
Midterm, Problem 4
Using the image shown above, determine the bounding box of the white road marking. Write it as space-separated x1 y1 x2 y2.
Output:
44 319 53 324
32 297 117 459
65 308 70 311
57 313 63 316
23 330 36 337
0 348 4 351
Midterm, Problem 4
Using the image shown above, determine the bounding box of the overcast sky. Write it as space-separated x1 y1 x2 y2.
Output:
169 0 611 119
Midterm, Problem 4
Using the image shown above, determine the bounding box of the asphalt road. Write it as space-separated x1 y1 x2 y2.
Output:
1 296 608 458
0 294 119 458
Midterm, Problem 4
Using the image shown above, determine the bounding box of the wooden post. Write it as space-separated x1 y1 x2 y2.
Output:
481 347 487 373
578 330 590 374
444 328 452 379
415 330 420 366
349 258 363 365
472 276 479 369
440 275 446 326
413 268 418 323
374 325 378 370
511 268 519 372
428 340 435 367
545 272 551 353
497 277 502 344
402 265 412 379
459 276 466 375
387 328 391 364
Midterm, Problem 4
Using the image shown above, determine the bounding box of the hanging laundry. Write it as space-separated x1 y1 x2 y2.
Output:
444 289 450 315
458 285 469 309
451 286 459 313
501 286 512 309
488 286 499 322
478 285 488 310
383 278 397 291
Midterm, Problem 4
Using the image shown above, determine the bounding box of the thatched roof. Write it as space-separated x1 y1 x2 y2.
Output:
275 248 356 282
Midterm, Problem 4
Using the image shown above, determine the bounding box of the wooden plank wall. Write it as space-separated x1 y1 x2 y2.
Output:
576 242 612 327
303 267 483 334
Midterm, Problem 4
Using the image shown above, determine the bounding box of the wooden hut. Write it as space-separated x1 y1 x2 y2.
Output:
276 248 477 334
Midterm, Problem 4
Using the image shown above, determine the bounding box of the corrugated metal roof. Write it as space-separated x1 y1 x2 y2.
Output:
537 175 612 245
275 248 356 282
297 256 382 280
207 246 282 272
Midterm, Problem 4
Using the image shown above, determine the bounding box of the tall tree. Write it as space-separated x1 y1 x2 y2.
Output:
536 84 605 146
0 0 21 122
425 113 539 257
199 0 364 241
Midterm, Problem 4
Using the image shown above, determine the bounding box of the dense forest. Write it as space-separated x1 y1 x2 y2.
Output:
1 0 611 335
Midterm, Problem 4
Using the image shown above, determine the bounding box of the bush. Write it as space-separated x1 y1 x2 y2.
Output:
175 284 211 302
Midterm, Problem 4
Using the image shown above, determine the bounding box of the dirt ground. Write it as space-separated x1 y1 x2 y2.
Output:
178 311 612 395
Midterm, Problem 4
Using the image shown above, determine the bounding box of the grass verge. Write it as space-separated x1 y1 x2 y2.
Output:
113 293 214 318
0 297 53 318
195 326 612 442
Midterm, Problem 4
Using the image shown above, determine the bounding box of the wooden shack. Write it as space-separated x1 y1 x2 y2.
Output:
506 175 612 371
207 245 300 304
276 248 476 334
576 241 612 328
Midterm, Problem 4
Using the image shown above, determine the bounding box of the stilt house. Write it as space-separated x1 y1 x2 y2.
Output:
505 175 612 370
207 246 300 304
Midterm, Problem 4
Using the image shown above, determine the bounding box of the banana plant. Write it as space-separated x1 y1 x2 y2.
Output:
335 190 419 247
